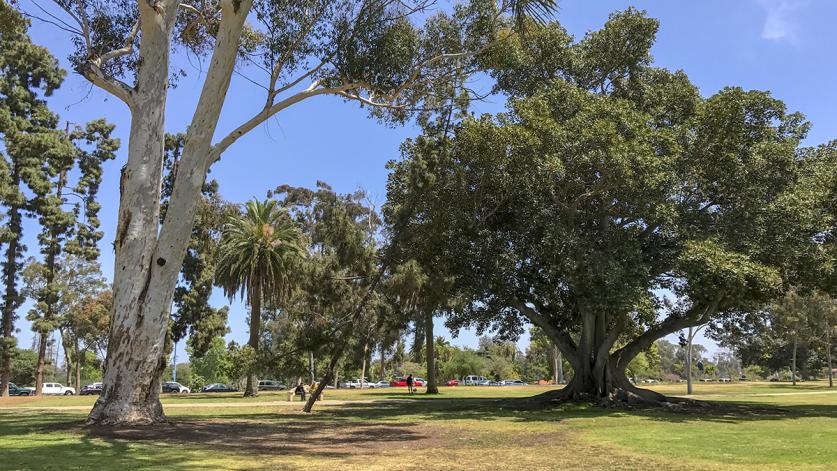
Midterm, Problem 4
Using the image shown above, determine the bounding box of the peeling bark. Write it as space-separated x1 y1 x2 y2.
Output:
86 0 254 425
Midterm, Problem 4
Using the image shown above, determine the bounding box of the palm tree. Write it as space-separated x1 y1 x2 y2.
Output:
216 199 303 396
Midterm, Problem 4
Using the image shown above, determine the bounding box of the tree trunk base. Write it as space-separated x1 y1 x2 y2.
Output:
86 399 167 426
522 380 713 412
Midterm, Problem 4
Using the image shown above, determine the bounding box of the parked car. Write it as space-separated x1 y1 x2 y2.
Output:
445 379 459 386
80 383 103 395
389 377 426 387
462 375 489 386
372 380 390 388
502 380 527 386
201 383 238 393
258 380 286 391
7 383 32 396
162 381 190 393
341 378 376 389
41 383 75 395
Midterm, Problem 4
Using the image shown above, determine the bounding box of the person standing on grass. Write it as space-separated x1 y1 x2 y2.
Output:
406 375 414 394
295 383 306 401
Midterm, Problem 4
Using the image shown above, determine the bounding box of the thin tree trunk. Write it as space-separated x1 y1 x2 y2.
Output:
360 341 368 388
826 323 833 388
245 282 261 397
412 319 424 363
35 333 47 395
792 336 798 386
308 351 315 384
557 348 564 384
380 341 386 381
75 341 82 392
304 343 346 413
553 345 559 384
686 327 693 395
425 310 438 394
62 331 71 387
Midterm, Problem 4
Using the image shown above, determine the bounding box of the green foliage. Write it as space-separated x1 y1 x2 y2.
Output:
163 134 237 355
625 344 661 380
221 342 258 387
188 337 231 387
263 183 382 385
216 199 303 307
62 1 553 125
9 347 37 385
0 0 70 391
0 3 117 393
384 10 827 394
439 349 486 380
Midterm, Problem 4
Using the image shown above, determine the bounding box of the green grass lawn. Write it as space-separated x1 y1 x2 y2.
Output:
1 382 834 470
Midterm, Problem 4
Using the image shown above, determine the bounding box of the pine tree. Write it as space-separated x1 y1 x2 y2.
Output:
0 1 67 397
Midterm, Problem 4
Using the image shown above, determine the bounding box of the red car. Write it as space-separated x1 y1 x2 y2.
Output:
389 377 426 387
445 379 459 386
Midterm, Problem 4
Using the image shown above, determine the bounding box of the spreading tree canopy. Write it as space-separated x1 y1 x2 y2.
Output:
385 10 831 404
21 0 557 423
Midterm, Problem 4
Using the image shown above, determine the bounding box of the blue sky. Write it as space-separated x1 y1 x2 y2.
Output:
13 0 837 364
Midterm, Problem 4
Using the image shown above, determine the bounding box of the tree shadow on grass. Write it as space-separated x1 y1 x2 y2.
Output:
18 410 431 461
2 392 833 468
300 394 837 426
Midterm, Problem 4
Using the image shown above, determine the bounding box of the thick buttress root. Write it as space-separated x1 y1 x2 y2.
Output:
521 379 712 411
85 398 168 426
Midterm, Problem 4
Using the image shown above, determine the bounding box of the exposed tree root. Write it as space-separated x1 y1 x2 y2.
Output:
515 382 718 412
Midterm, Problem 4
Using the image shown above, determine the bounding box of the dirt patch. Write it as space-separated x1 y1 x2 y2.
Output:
52 417 453 458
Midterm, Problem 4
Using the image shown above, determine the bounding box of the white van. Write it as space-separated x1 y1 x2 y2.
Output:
463 375 489 386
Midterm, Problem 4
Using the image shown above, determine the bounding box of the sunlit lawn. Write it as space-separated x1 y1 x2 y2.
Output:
1 381 834 470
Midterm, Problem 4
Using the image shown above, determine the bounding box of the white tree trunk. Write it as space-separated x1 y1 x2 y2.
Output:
89 0 253 425
360 342 368 389
87 3 177 424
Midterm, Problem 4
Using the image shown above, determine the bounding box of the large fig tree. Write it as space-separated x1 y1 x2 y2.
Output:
385 10 829 404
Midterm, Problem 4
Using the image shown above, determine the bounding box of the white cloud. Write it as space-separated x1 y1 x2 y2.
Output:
757 0 808 44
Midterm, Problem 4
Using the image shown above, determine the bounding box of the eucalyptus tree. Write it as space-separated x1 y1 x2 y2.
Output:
26 0 556 423
216 199 303 396
386 10 829 404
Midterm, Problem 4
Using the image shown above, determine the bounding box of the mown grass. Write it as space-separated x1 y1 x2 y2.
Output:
1 381 834 470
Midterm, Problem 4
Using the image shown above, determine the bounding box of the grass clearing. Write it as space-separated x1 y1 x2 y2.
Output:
1 382 834 470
